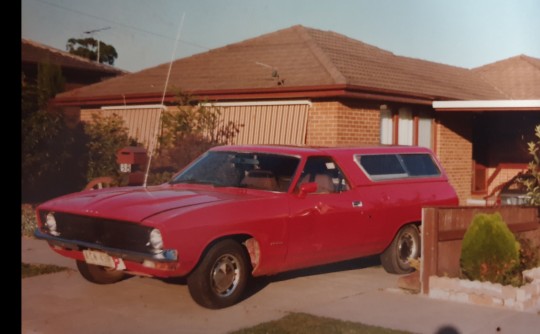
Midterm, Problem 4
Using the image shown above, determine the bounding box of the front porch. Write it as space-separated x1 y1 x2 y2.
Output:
433 101 539 205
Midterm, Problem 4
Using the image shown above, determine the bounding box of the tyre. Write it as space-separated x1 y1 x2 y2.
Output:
187 240 250 309
380 224 420 274
76 260 126 284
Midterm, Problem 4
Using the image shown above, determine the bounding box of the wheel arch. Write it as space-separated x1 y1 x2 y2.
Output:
380 221 421 274
193 234 260 275
382 220 421 252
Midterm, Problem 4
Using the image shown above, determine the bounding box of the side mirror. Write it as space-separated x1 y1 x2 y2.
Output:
298 182 317 198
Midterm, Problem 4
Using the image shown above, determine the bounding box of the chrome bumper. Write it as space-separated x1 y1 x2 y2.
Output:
34 229 178 263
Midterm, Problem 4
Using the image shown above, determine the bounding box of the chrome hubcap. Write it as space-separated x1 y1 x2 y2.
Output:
210 254 240 297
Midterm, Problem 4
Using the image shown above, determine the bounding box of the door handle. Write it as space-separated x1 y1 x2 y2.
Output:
352 201 363 208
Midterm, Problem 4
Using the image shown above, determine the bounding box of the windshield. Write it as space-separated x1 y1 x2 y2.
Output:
171 151 300 192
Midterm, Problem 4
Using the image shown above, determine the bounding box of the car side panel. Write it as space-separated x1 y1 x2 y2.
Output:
356 178 458 253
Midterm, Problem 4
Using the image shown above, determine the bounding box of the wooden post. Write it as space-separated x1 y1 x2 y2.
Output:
421 207 438 294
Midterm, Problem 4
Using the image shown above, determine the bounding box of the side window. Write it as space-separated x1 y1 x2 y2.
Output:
400 154 440 176
356 153 440 181
296 156 350 193
359 155 406 177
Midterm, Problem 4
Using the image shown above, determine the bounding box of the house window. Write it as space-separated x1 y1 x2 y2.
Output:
417 115 433 148
380 109 393 145
379 107 433 149
398 108 413 145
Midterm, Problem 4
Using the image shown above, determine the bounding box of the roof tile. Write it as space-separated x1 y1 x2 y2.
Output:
473 55 540 99
56 25 512 103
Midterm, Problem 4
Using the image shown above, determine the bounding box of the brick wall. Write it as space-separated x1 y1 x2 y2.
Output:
80 108 101 122
307 100 380 146
486 166 528 195
436 114 473 204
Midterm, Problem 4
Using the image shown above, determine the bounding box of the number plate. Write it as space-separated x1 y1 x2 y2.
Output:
83 250 125 270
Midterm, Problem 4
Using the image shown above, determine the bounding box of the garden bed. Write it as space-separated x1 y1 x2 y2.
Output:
428 267 540 312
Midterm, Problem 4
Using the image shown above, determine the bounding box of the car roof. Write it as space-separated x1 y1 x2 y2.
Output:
210 144 434 156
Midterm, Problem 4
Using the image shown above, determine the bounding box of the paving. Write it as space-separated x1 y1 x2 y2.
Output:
22 237 540 334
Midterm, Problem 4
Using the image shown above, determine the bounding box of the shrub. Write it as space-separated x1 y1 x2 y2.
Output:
517 236 540 271
85 113 130 182
21 204 37 237
150 91 242 181
22 68 87 201
460 212 520 285
521 124 540 205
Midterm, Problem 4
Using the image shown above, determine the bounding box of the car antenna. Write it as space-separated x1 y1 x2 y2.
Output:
143 12 186 187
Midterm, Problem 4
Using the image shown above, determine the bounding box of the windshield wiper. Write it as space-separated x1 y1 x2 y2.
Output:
172 178 223 186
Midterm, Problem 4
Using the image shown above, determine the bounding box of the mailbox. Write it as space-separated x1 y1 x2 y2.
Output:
117 146 148 165
116 146 148 173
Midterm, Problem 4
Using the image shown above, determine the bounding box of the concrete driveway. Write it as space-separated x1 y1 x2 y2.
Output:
22 238 540 334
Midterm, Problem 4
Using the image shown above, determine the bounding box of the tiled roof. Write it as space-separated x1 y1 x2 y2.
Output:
473 55 540 99
22 38 126 75
56 25 508 104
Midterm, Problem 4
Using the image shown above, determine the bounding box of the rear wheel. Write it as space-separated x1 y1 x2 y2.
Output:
76 260 125 284
187 240 250 309
380 225 420 274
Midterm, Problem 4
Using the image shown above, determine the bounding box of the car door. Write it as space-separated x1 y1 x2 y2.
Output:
284 156 373 270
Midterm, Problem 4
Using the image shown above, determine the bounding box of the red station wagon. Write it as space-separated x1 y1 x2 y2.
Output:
35 145 458 309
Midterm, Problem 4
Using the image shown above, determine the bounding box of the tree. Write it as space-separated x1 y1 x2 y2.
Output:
66 37 118 65
21 63 86 202
152 91 243 176
37 62 65 108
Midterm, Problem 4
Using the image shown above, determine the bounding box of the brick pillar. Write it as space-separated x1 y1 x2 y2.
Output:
435 113 473 205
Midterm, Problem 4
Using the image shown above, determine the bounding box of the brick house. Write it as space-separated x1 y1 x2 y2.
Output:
53 25 540 204
22 38 126 92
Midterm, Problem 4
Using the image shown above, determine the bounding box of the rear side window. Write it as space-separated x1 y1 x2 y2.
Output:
356 153 441 181
401 154 440 176
358 155 406 177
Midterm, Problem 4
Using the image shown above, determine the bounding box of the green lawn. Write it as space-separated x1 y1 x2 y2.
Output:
231 312 412 334
22 263 70 278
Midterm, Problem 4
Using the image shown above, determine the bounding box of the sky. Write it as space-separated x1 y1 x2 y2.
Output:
22 0 540 73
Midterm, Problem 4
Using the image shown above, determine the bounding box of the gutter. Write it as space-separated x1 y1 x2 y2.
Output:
433 100 540 112
53 84 436 107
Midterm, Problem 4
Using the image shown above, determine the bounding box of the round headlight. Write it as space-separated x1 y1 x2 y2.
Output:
148 228 163 251
45 213 59 236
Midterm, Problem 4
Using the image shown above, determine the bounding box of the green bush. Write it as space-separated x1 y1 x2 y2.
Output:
22 66 88 202
521 124 540 205
21 204 37 237
85 113 130 182
460 212 520 285
517 236 540 271
151 91 242 178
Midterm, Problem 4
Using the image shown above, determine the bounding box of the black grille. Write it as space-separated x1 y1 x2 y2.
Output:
44 212 153 253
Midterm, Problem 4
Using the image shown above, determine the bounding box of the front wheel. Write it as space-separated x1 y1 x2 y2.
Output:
380 225 420 274
76 260 126 284
187 240 250 309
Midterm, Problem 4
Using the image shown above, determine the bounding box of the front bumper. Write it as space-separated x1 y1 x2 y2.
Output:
34 229 178 263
